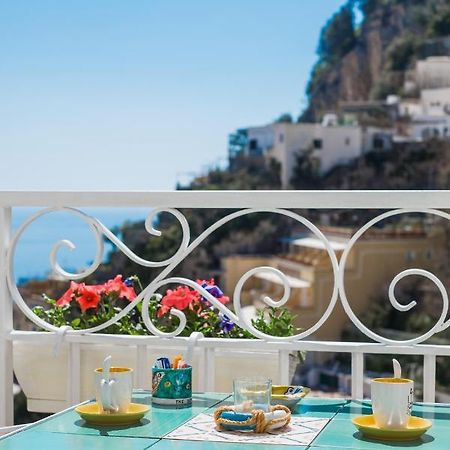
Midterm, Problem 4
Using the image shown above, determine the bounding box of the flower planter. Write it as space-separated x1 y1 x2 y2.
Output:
13 341 297 413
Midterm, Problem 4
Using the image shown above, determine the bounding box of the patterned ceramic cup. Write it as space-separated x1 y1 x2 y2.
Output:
152 366 192 407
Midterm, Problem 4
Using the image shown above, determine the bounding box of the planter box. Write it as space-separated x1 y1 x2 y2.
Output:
13 341 297 413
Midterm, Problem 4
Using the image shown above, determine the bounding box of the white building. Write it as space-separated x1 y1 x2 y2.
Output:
421 88 450 116
396 87 450 141
406 115 450 141
228 57 450 188
230 121 365 188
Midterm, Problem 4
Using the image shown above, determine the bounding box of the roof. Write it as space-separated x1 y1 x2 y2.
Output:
291 237 348 251
254 271 311 288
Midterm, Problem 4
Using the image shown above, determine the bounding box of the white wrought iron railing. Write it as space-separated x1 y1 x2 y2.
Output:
0 190 449 426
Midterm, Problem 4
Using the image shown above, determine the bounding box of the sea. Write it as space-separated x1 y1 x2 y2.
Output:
11 208 149 283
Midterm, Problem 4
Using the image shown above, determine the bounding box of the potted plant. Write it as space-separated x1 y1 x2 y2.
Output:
14 275 301 412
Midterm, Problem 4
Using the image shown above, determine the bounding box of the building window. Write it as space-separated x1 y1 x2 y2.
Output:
249 139 258 150
345 137 350 146
313 138 322 149
373 137 384 149
279 133 284 143
405 250 416 262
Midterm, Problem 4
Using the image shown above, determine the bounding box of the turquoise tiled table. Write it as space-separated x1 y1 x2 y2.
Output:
1 392 449 449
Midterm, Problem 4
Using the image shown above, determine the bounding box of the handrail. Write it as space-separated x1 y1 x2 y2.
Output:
0 190 449 208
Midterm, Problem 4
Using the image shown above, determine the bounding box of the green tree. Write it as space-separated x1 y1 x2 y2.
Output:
385 34 418 71
429 7 450 37
317 5 356 63
275 113 293 123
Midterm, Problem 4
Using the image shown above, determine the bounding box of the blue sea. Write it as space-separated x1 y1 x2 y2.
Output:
11 208 149 282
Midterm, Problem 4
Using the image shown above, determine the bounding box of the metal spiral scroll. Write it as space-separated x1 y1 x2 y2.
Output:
338 209 450 345
7 207 340 340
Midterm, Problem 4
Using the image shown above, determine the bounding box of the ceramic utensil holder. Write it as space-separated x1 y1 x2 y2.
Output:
152 366 192 407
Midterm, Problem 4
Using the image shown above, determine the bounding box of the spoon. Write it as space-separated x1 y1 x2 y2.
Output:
103 355 112 383
100 355 117 413
393 358 401 379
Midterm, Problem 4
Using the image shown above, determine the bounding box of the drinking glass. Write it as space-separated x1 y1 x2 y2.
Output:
233 376 272 412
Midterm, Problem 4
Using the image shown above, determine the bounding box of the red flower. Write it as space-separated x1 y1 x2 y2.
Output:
104 275 136 301
56 281 80 307
157 304 171 317
160 286 200 313
75 284 101 313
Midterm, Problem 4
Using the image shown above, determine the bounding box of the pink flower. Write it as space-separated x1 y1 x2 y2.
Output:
104 275 136 301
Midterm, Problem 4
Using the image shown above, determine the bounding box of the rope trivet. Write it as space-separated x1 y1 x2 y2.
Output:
214 404 291 433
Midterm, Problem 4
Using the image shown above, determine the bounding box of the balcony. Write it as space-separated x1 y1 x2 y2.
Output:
0 189 449 426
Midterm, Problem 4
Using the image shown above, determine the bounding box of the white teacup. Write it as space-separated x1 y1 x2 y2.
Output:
371 377 414 429
94 367 133 414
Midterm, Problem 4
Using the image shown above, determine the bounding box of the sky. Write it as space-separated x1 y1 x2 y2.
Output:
0 0 346 191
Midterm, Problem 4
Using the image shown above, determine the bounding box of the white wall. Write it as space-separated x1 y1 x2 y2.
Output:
267 123 363 187
408 116 450 140
398 100 423 118
421 88 450 116
314 126 362 174
416 57 450 90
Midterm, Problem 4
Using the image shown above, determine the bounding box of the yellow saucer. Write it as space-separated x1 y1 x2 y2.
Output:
75 403 149 426
352 415 432 441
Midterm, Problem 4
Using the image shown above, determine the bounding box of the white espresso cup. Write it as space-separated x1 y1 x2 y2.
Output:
94 367 133 414
371 377 414 429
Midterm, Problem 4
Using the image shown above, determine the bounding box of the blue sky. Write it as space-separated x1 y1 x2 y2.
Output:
0 0 346 191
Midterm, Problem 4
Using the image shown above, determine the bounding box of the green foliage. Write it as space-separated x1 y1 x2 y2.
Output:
355 0 380 15
290 149 322 189
305 61 331 100
275 113 293 123
370 74 402 100
428 8 450 37
33 288 300 340
385 34 419 71
317 5 356 63
33 294 152 335
251 307 299 337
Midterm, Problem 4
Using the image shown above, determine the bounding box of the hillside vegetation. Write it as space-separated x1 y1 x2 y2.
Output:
302 0 450 121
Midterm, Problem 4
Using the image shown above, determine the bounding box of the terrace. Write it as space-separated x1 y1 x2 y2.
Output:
0 189 449 429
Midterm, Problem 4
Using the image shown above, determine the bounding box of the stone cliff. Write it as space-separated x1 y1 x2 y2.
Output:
302 0 450 121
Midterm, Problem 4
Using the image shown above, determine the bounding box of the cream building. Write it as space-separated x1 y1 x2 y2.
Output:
222 227 441 341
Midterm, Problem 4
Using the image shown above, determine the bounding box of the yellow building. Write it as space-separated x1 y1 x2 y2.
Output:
222 226 442 341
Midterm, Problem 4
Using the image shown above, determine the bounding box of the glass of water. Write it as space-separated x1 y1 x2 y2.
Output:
233 377 272 412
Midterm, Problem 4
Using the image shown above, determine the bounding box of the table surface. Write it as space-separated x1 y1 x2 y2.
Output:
1 391 449 449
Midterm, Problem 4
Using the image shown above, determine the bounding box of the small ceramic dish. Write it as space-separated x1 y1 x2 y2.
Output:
270 385 310 411
75 402 149 426
352 415 432 441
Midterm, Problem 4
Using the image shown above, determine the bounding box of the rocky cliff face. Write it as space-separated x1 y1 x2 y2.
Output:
302 0 450 121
